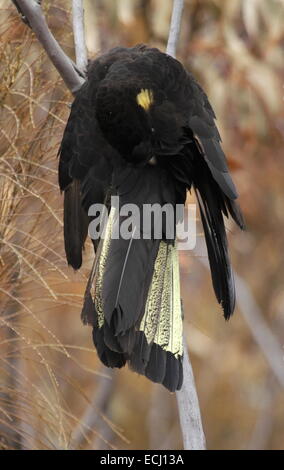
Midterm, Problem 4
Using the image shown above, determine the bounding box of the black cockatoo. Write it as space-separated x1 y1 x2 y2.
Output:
58 45 244 392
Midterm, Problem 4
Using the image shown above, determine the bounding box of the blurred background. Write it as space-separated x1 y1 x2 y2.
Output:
0 0 283 450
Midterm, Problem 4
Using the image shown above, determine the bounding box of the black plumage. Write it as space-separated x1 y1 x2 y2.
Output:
58 45 244 391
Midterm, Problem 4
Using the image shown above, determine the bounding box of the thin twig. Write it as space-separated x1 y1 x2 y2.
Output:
235 274 284 388
72 0 88 72
11 0 85 94
197 252 284 389
70 369 116 449
166 0 184 57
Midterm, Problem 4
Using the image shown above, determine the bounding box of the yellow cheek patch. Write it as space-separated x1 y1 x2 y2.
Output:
136 88 154 111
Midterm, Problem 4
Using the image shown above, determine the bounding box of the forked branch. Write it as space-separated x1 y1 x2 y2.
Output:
11 0 85 94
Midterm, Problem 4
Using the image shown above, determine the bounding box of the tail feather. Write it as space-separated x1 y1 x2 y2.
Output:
63 179 88 270
129 241 183 391
191 148 243 319
85 203 184 391
195 187 235 319
145 344 167 384
81 215 127 368
102 235 159 335
92 327 126 368
137 242 183 357
224 197 245 230
162 353 183 392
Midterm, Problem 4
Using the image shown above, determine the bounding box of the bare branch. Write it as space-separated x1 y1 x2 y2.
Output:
71 369 116 449
235 274 284 388
197 252 284 389
167 0 206 450
11 0 85 94
176 339 206 450
72 0 88 72
247 375 276 450
166 0 184 57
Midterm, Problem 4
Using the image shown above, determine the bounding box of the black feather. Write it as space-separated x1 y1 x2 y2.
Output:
129 332 183 392
162 354 183 392
92 327 126 368
63 180 88 270
192 156 237 319
128 331 151 375
102 236 159 336
145 344 167 384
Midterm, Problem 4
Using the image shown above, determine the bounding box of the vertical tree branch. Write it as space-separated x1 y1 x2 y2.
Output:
166 0 184 57
72 0 88 72
166 0 206 450
176 341 206 450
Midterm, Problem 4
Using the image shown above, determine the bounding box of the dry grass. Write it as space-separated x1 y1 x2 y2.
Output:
0 2 119 450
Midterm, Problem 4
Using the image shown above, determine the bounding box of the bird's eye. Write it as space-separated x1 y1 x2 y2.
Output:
151 127 155 133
